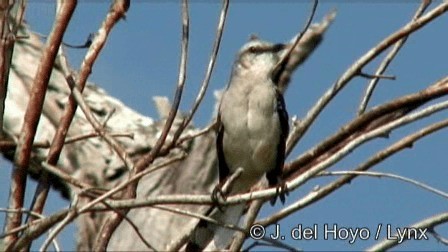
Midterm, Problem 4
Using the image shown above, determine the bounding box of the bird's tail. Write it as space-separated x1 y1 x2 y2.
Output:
185 203 245 251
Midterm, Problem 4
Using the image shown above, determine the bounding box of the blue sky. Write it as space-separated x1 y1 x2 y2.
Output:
1 1 447 251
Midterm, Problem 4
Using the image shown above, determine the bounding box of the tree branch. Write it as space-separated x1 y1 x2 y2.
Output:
4 1 76 248
358 0 431 115
286 1 448 155
367 212 448 251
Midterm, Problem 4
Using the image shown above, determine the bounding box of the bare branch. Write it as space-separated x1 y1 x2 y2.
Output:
41 162 100 192
11 210 69 251
98 201 157 251
367 212 448 251
0 208 60 251
39 195 79 252
358 0 432 115
78 153 185 214
319 170 448 199
285 98 448 206
172 0 229 145
177 120 216 145
244 240 300 252
64 131 134 144
286 2 448 155
272 0 320 92
4 1 76 248
69 82 134 169
428 228 448 246
285 77 448 178
357 71 396 81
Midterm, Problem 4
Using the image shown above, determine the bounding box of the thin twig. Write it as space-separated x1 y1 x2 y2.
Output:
244 239 300 252
272 0 318 91
159 204 292 251
78 153 186 214
358 0 431 115
40 195 79 252
0 208 61 251
132 0 189 172
319 170 448 199
101 107 116 127
367 212 448 251
0 208 45 240
120 214 156 250
99 200 156 250
286 2 448 155
41 162 107 194
0 140 50 150
358 71 396 80
156 205 244 232
244 241 300 252
171 0 229 147
177 120 216 145
9 210 69 251
70 84 134 169
0 132 132 150
0 207 45 220
428 228 448 246
64 131 134 144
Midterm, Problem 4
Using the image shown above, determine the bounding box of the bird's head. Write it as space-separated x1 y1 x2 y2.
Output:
232 36 285 79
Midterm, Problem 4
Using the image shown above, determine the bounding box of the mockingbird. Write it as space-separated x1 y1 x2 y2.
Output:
186 36 289 251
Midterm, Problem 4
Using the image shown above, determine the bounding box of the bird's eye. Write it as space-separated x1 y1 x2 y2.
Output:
247 46 257 53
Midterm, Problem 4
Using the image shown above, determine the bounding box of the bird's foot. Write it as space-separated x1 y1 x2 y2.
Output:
212 185 226 212
270 181 289 205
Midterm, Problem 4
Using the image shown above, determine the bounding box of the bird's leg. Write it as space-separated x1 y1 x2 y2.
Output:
212 183 226 212
211 167 244 210
270 181 289 205
277 181 289 204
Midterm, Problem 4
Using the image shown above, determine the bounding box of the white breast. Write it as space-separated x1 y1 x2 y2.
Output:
219 78 281 193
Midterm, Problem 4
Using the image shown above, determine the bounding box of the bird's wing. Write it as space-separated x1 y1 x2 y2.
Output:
216 112 230 183
266 89 289 188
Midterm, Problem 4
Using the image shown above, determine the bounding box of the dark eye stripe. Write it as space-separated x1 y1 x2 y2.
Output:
246 43 285 54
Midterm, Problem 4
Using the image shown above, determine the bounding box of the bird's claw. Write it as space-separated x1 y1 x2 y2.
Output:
270 182 288 205
212 185 226 211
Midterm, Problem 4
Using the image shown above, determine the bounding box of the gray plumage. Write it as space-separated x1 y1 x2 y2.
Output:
186 37 289 251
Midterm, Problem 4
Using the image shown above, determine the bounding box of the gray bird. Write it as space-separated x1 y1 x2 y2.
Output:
186 37 289 251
